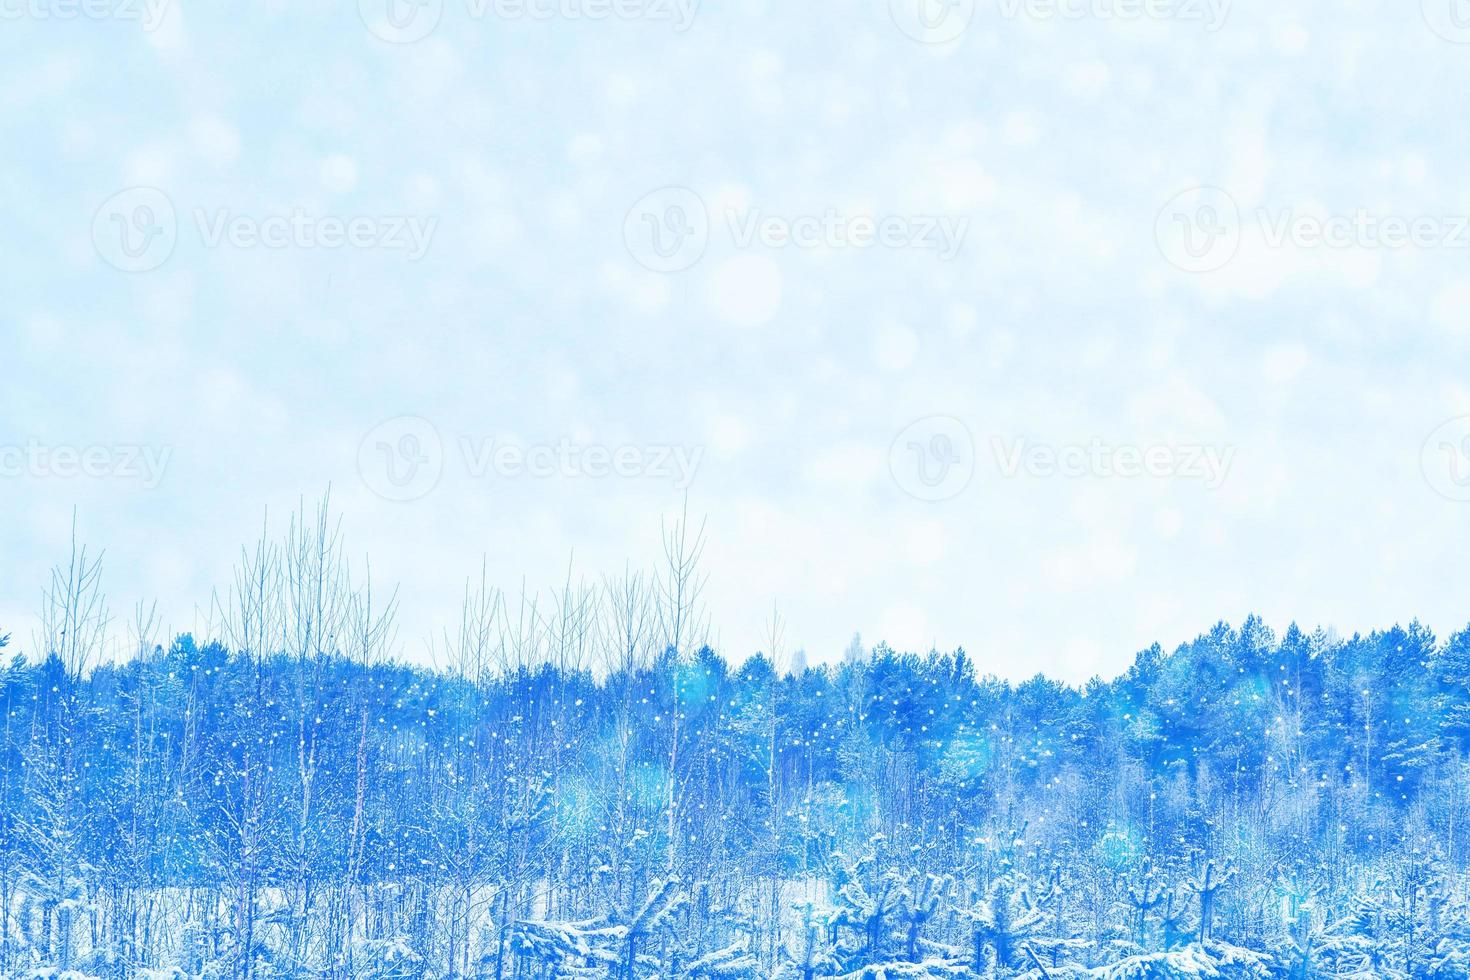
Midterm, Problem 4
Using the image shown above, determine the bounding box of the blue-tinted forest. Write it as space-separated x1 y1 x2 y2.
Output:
3 508 1469 978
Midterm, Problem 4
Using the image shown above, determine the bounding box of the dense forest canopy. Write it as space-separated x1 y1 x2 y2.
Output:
2 505 1468 978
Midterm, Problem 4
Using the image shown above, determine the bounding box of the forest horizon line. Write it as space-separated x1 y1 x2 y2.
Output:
4 611 1466 696
4 496 1469 977
7 496 1461 692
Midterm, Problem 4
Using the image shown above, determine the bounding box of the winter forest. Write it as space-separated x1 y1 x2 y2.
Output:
3 501 1470 980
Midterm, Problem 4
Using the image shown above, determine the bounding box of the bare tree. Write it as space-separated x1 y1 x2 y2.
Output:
549 555 601 677
214 511 282 672
283 492 349 664
602 565 653 676
657 498 709 660
597 565 654 911
39 513 109 680
209 510 283 979
655 500 710 875
24 516 109 972
280 493 352 971
498 579 546 675
761 602 786 969
443 558 498 684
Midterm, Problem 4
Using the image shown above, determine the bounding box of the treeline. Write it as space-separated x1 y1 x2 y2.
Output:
1 504 1468 978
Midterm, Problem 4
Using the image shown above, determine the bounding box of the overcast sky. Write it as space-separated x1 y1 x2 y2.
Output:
4 0 1470 681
